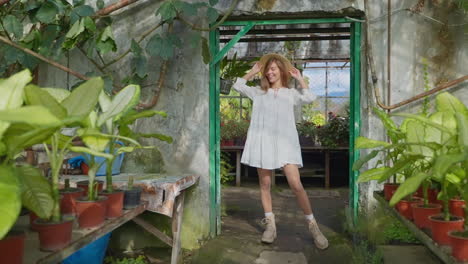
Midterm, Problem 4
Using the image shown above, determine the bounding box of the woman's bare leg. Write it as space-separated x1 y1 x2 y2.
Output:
282 164 312 215
257 168 273 213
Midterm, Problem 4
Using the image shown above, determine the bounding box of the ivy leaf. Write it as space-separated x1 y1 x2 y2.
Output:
207 7 219 23
96 26 117 54
188 31 201 49
3 15 23 39
146 34 163 57
83 16 96 32
168 34 182 48
155 1 177 21
73 5 95 17
131 39 142 55
201 36 211 64
161 37 174 60
173 1 198 16
97 0 105 9
133 55 148 78
35 1 58 23
209 0 219 6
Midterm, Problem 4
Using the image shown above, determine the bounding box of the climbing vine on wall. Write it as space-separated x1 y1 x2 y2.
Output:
0 0 238 108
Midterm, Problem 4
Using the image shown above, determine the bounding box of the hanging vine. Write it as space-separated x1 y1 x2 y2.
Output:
0 0 239 108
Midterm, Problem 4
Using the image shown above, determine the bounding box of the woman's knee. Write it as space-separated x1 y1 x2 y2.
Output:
289 182 304 194
259 176 271 191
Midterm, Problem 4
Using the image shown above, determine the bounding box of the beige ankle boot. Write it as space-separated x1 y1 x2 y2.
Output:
261 214 276 243
308 219 328 249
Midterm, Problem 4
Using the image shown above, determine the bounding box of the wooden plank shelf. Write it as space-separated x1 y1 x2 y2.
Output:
373 192 466 264
20 201 148 264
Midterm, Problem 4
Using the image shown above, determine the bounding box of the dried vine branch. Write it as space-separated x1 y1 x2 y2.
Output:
137 23 173 110
95 0 141 17
0 35 89 81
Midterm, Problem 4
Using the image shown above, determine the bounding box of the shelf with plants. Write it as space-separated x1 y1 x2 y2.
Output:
354 92 468 263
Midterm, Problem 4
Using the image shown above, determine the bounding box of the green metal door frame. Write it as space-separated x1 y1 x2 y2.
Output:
209 18 362 236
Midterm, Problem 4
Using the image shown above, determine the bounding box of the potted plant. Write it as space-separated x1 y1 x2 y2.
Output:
316 112 349 148
220 120 234 146
123 176 142 209
219 53 253 95
296 121 315 146
59 179 84 216
24 77 106 249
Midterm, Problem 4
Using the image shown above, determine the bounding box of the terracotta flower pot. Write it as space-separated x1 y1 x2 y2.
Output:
411 203 442 229
449 199 466 218
448 230 468 262
0 230 25 264
75 196 108 228
429 214 464 245
59 188 84 216
35 218 74 251
384 183 399 201
396 197 423 220
76 180 104 196
100 190 124 219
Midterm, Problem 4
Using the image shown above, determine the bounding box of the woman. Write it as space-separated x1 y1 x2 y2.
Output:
232 53 328 249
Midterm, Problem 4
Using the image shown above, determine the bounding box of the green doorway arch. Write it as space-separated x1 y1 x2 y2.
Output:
209 18 361 236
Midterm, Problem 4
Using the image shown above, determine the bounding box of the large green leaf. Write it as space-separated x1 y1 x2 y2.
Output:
155 1 177 21
0 69 31 110
352 150 379 171
96 26 117 54
119 110 167 125
62 77 103 119
0 106 62 126
389 172 428 206
3 126 57 157
455 113 468 149
436 92 468 115
425 112 457 145
43 88 71 102
373 107 402 143
69 146 113 159
79 128 109 152
432 153 466 181
405 120 433 157
97 84 140 126
15 166 53 219
393 113 454 134
0 70 32 139
139 133 173 143
357 167 390 183
0 165 21 240
24 85 67 119
355 137 390 149
378 155 425 183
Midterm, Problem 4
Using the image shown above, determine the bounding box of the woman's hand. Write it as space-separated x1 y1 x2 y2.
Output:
250 62 262 75
290 67 308 89
289 68 303 81
243 62 262 81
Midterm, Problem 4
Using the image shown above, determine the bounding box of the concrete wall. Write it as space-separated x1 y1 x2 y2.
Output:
38 0 467 249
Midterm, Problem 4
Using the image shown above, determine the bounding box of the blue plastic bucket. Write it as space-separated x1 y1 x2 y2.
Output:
62 232 111 264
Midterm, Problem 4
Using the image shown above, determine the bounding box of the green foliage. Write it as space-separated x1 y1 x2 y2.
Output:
105 255 148 264
354 92 468 221
220 152 234 185
0 165 21 239
316 113 349 148
296 121 316 140
220 53 252 80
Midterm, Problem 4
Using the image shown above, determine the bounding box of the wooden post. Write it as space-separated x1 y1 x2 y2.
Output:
171 191 185 264
236 151 241 187
325 151 330 189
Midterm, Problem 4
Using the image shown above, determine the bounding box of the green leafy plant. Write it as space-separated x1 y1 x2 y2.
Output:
316 112 349 148
104 255 148 264
220 53 252 81
354 92 468 222
220 151 234 185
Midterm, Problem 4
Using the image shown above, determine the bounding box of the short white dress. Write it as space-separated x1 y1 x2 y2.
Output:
232 78 316 170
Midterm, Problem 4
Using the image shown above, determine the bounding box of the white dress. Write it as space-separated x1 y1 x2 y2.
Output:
232 78 316 169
